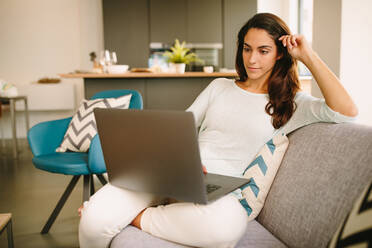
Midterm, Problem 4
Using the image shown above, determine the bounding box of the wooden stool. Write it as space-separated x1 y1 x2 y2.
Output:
0 213 14 248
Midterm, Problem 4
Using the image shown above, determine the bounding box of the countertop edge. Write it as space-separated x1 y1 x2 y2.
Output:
59 72 238 79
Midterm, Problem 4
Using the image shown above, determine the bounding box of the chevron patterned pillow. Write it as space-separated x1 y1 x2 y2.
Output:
56 94 132 153
238 133 289 220
328 181 372 247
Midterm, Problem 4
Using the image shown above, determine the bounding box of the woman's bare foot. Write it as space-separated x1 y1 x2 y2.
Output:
130 209 146 230
78 205 83 217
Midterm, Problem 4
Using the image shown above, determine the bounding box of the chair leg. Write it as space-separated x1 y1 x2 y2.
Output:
90 174 95 196
7 220 14 248
83 175 91 202
96 174 108 186
41 175 80 234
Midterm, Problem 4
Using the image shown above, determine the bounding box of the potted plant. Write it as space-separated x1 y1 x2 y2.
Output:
163 39 202 73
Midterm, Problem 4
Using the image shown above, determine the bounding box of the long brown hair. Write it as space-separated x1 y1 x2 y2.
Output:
235 13 300 129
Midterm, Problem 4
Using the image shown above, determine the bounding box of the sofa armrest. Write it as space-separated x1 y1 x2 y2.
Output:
27 117 72 157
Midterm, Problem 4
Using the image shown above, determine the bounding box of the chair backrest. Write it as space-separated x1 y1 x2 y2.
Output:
88 89 143 174
90 89 143 110
27 90 143 158
28 117 72 157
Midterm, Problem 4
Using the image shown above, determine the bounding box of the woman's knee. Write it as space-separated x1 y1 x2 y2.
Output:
78 184 130 247
79 211 118 248
78 183 162 247
79 198 127 248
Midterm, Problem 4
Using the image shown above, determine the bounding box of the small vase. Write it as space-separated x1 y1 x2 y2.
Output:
169 63 186 73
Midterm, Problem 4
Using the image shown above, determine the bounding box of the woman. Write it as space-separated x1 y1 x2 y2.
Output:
79 13 357 248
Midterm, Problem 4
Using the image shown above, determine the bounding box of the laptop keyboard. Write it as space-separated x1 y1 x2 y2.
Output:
206 184 221 194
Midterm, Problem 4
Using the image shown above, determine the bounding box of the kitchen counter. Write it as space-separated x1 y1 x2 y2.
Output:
61 72 237 110
60 72 238 79
61 72 311 110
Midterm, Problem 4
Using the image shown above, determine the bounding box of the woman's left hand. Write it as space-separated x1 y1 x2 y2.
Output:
279 34 313 63
279 35 358 117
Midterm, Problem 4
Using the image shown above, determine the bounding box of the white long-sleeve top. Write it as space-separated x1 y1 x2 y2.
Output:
186 78 355 177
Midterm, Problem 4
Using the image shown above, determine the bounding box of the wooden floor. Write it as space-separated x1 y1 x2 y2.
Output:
0 139 85 248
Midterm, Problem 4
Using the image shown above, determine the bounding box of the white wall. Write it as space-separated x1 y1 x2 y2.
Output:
257 0 298 33
312 0 372 126
0 0 103 138
340 0 372 125
311 0 342 98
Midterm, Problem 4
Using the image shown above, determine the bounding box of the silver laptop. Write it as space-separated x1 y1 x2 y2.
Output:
94 108 250 204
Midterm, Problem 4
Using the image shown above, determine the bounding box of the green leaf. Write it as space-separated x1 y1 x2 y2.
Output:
162 39 204 65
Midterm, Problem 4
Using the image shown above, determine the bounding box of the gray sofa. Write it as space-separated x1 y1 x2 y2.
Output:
110 122 372 248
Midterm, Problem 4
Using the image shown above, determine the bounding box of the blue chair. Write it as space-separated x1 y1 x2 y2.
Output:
27 89 143 234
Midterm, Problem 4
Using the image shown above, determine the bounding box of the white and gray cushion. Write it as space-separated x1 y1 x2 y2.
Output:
238 133 289 220
57 94 132 152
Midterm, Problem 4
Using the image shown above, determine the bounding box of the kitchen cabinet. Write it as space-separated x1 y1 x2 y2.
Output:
223 0 257 69
186 0 222 43
150 0 222 44
103 0 149 67
150 0 187 44
103 0 257 69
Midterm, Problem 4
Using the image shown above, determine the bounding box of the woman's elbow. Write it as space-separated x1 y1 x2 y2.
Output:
343 105 359 117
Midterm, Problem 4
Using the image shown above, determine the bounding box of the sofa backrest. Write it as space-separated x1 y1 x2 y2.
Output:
257 123 372 248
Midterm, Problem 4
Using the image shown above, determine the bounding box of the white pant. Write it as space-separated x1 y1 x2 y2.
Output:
79 183 248 248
